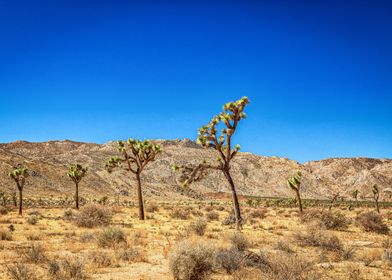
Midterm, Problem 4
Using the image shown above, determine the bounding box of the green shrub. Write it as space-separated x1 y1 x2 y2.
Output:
97 227 127 248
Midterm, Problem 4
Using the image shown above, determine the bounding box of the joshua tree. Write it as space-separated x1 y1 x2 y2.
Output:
329 192 340 211
105 139 162 220
351 189 359 207
8 165 29 215
173 96 250 230
67 163 88 209
287 171 303 213
372 184 380 213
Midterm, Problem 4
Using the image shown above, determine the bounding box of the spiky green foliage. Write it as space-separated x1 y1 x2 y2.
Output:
67 163 88 209
8 165 29 215
67 163 87 184
173 96 249 230
105 139 162 220
287 171 304 213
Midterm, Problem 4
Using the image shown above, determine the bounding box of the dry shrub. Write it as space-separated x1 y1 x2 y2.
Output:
356 211 389 234
63 209 75 221
275 239 295 254
97 227 127 248
146 201 159 213
294 227 343 252
74 204 113 228
0 206 9 215
249 208 267 219
27 215 39 225
222 214 236 226
117 247 146 263
22 243 47 264
0 227 12 240
48 256 87 280
169 238 216 280
318 210 350 230
79 232 95 243
206 211 219 221
188 218 208 236
170 209 191 220
7 263 38 280
215 247 242 274
229 232 251 251
260 252 315 280
26 232 42 241
300 209 323 223
89 251 114 267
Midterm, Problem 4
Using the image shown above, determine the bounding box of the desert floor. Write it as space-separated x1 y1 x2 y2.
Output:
1 200 392 280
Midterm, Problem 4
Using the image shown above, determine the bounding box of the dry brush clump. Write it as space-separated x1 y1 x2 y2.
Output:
73 203 113 228
294 226 343 252
188 218 208 236
47 255 87 280
170 208 191 220
169 238 216 280
356 211 390 234
97 227 127 248
0 227 13 240
229 231 251 252
7 263 38 280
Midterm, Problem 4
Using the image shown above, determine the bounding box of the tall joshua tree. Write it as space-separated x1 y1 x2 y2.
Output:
105 139 162 220
9 165 29 215
173 96 250 230
67 163 88 210
372 184 380 213
287 171 303 213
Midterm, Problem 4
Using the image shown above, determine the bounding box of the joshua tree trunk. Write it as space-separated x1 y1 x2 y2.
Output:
18 188 23 215
223 169 242 230
295 190 303 213
136 172 145 220
375 198 380 213
75 182 79 210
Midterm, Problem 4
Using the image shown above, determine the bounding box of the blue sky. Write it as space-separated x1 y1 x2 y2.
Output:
0 0 391 162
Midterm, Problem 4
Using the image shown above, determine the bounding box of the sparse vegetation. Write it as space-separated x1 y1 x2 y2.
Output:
97 227 127 248
356 211 389 234
73 203 112 228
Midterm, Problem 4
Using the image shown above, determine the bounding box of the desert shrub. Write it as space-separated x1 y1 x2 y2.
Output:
0 206 9 215
7 263 38 280
338 246 357 261
300 209 323 223
117 247 146 263
63 209 75 221
275 239 295 254
383 249 392 266
89 251 113 267
206 211 219 221
26 233 42 241
170 209 191 220
23 243 47 264
319 211 350 230
215 248 242 274
204 205 214 212
222 214 236 226
260 252 315 280
97 227 127 248
356 211 389 234
79 232 95 243
216 205 226 211
191 209 204 217
229 232 250 252
74 204 113 228
146 202 159 213
26 215 39 225
294 227 343 252
249 208 267 219
48 256 87 280
188 219 208 236
0 228 12 241
169 239 216 280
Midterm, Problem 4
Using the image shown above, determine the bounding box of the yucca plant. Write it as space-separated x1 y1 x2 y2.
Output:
105 139 161 220
9 165 29 215
372 184 380 213
173 96 249 230
329 192 340 211
67 163 88 209
351 189 359 207
287 171 303 213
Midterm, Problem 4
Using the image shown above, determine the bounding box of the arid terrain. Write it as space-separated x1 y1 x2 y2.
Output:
1 140 392 280
1 140 392 201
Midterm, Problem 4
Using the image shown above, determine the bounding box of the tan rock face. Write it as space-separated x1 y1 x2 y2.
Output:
0 139 391 200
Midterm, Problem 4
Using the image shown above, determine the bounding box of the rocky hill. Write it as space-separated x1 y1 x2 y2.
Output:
0 139 391 201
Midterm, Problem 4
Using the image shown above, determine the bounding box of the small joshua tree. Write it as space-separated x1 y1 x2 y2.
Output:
351 189 359 207
287 171 303 213
329 192 340 211
372 184 380 213
105 139 161 220
8 165 29 215
67 163 88 209
173 96 250 230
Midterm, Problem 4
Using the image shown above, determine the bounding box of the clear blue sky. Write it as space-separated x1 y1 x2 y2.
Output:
0 0 391 162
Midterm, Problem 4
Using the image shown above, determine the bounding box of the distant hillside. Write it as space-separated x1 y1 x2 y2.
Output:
1 139 391 200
